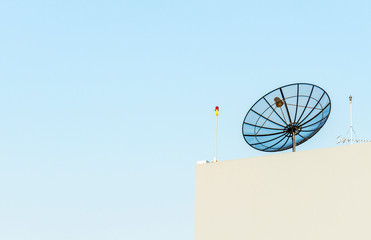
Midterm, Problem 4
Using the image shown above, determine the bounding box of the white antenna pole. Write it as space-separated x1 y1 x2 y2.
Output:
349 95 353 144
213 106 219 163
338 95 371 144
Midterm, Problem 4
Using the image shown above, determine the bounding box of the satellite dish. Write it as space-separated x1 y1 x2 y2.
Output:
242 83 331 152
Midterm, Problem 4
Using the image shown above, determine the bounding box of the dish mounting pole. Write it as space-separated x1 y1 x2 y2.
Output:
292 133 296 152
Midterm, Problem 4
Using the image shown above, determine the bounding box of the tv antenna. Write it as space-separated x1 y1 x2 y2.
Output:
337 95 371 144
242 83 331 152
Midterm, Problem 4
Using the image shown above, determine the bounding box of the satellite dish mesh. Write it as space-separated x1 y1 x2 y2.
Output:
242 83 331 152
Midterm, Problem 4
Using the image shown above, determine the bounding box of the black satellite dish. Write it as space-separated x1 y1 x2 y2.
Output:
242 83 331 152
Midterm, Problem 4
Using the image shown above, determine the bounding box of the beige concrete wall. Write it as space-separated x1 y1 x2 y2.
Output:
195 143 371 240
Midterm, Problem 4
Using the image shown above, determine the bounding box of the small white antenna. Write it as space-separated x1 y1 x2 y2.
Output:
338 95 371 144
213 106 219 163
350 95 353 144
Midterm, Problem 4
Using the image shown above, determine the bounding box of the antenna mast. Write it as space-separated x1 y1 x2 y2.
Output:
338 95 371 144
349 95 353 144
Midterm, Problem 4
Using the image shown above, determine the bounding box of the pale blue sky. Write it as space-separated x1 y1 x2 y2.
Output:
1 1 371 239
